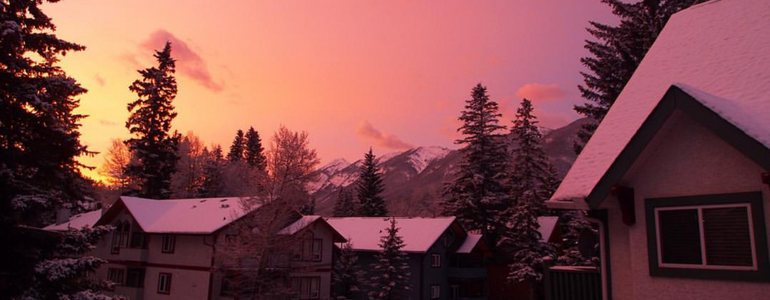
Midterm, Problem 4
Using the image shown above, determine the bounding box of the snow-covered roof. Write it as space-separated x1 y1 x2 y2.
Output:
101 196 258 234
278 215 322 235
326 217 456 253
455 234 483 254
550 0 770 208
43 210 102 232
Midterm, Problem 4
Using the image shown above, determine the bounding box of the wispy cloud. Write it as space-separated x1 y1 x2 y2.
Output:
139 29 223 92
99 119 118 126
355 121 414 150
94 74 106 87
515 83 567 102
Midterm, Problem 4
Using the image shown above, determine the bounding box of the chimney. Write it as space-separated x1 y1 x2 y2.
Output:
56 207 71 225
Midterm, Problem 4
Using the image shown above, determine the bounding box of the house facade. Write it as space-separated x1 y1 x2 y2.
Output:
326 217 492 300
85 196 344 300
546 0 770 299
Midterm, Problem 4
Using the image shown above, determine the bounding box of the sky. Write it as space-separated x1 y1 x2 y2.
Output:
42 0 617 181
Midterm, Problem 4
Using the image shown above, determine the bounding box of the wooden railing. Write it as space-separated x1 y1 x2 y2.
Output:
544 266 602 300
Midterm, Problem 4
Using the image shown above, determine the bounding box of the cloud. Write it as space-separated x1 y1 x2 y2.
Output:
139 30 223 92
515 83 567 102
99 119 118 126
355 121 414 150
94 74 106 87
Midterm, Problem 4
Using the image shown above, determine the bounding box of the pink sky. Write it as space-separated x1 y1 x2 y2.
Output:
42 0 616 181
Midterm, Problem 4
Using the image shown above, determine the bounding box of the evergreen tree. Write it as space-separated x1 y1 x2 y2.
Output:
501 99 558 288
125 41 181 199
356 148 387 217
244 127 267 171
333 187 358 217
368 218 411 300
509 99 559 216
0 0 120 298
228 129 245 162
333 241 366 300
299 197 316 215
199 145 226 197
442 83 511 249
574 0 708 153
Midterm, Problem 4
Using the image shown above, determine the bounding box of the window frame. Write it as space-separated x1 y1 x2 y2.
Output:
161 235 176 253
645 191 770 281
430 284 441 299
107 268 125 286
431 253 441 267
157 272 172 294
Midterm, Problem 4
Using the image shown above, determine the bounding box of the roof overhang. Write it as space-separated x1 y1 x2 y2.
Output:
550 85 770 210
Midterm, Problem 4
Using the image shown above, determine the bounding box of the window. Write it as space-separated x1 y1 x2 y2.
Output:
293 237 322 262
107 268 125 286
130 231 147 248
161 235 175 253
289 277 320 299
111 221 131 253
125 268 145 288
431 285 441 299
431 254 441 267
450 284 460 299
158 273 172 294
645 192 770 281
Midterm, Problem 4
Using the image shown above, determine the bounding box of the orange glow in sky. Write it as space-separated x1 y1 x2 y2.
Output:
42 0 615 181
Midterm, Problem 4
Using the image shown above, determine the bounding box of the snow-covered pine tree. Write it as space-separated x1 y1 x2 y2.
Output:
199 145 226 197
356 148 388 217
244 127 267 171
228 129 245 162
368 218 411 300
333 241 366 300
125 41 181 199
502 99 556 287
333 187 358 217
573 0 708 153
442 83 511 249
0 0 121 298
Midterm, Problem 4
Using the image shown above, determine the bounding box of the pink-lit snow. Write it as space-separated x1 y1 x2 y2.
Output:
43 210 103 231
326 217 456 253
550 0 770 206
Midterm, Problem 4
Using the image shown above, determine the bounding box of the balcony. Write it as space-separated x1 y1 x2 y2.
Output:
448 267 487 280
544 266 602 300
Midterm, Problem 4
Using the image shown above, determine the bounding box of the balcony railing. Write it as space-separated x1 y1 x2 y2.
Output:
544 266 602 300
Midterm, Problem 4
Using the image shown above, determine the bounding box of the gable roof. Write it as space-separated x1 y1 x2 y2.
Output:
549 0 770 209
96 196 259 234
278 215 347 243
326 217 456 253
43 210 103 232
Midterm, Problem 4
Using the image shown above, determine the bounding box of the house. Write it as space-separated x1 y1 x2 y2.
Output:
326 217 491 300
43 209 103 232
546 0 770 299
88 196 344 300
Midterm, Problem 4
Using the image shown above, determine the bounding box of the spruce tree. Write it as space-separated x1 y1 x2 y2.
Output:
125 41 181 199
574 0 708 153
333 187 358 217
228 129 245 162
368 218 411 300
333 241 366 300
244 127 267 171
501 98 558 285
356 148 388 217
199 145 226 197
0 1 120 298
442 83 511 249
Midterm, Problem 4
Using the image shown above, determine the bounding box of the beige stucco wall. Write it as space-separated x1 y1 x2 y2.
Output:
602 111 770 300
142 266 210 300
146 234 214 267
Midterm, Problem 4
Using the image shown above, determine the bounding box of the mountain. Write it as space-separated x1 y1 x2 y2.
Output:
309 118 591 216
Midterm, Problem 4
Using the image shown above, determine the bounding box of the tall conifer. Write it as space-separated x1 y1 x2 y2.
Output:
357 148 387 217
244 127 267 171
442 83 511 249
368 218 411 300
228 129 245 162
125 42 181 199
